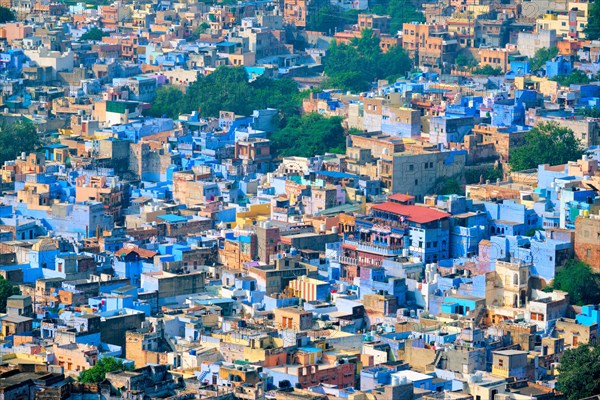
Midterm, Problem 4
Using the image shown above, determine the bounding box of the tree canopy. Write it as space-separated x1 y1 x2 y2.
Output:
370 0 425 34
306 0 359 34
148 67 303 119
577 107 600 118
188 22 210 41
0 276 20 313
455 53 477 69
508 122 586 171
79 357 131 384
556 344 600 400
472 65 503 76
305 0 424 34
0 7 15 23
324 29 413 92
550 70 591 86
438 178 462 195
550 260 600 306
0 120 41 166
270 113 346 158
585 0 600 40
80 27 109 42
530 47 558 70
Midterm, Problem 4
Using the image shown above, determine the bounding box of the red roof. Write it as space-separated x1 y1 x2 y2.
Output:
371 202 450 224
388 193 415 203
116 247 158 259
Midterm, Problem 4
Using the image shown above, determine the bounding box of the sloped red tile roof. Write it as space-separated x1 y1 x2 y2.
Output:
388 193 415 202
371 202 450 224
116 247 158 259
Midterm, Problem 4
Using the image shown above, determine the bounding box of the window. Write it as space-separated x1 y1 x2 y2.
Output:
498 359 504 367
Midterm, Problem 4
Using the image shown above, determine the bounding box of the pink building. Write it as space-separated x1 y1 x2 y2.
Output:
0 23 33 45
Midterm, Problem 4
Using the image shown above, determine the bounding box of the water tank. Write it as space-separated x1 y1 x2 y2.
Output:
391 376 400 386
290 247 298 256
402 248 409 257
332 226 339 234
320 223 326 232
339 283 347 293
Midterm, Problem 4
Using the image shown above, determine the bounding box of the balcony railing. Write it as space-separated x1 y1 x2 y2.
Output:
344 239 404 255
331 255 358 265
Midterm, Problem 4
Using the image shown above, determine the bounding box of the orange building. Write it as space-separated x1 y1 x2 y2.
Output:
557 39 585 56
478 48 515 72
283 0 309 27
402 23 458 69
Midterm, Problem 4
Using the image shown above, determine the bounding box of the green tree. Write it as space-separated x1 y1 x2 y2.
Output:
0 120 41 165
371 0 425 34
389 0 425 33
324 29 412 92
79 357 131 384
306 0 358 34
438 178 462 195
529 47 559 70
556 344 600 400
551 70 591 86
472 65 503 76
80 27 109 41
188 22 210 41
455 53 477 69
585 0 600 40
250 75 304 119
0 276 20 313
0 6 15 23
148 67 302 120
577 107 600 118
508 122 586 171
146 86 186 119
270 113 346 157
551 260 600 306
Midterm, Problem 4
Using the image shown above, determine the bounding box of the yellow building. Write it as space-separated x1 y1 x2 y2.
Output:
447 8 489 47
514 75 559 98
288 276 330 302
536 3 589 40
235 203 271 229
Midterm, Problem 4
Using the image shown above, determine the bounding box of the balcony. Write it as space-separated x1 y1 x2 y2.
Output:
343 239 404 256
331 255 358 265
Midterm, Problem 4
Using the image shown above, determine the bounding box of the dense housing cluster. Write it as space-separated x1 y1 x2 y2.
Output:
0 0 598 399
